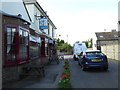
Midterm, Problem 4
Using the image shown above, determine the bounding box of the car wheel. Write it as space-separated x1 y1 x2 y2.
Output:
81 65 86 71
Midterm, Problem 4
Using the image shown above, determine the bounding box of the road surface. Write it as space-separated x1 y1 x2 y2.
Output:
67 55 118 88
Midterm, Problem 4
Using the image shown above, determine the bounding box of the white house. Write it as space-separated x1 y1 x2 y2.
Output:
23 0 56 38
23 0 57 64
1 0 57 38
1 0 30 23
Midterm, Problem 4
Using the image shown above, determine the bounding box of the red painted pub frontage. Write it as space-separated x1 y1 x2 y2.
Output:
2 12 30 67
2 12 31 83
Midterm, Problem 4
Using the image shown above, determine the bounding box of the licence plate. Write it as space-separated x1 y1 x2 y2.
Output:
92 59 101 62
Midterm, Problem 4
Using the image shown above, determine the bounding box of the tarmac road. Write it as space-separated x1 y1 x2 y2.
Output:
69 55 118 88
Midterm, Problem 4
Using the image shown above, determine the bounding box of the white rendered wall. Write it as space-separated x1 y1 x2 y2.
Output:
1 0 30 22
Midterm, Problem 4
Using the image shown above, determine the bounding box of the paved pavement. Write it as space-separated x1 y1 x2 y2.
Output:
3 59 65 89
24 60 64 88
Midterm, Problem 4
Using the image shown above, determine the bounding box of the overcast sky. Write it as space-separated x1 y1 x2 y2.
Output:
37 0 119 45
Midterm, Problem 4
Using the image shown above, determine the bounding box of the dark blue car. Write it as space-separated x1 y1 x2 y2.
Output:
78 50 108 71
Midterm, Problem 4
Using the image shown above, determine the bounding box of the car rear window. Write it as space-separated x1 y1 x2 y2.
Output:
86 52 104 56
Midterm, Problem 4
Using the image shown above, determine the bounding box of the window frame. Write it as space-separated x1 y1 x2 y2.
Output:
4 25 18 66
18 26 30 64
4 25 30 67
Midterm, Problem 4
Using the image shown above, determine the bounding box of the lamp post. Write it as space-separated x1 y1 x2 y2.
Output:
67 34 68 53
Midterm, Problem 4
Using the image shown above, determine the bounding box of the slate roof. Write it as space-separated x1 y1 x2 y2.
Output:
95 31 119 41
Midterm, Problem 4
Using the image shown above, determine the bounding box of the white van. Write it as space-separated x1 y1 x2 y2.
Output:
73 41 87 60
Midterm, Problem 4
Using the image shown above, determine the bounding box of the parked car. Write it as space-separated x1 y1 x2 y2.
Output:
78 50 108 71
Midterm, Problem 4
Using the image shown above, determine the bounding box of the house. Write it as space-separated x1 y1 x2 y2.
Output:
118 1 120 61
1 0 57 84
1 0 30 22
95 30 119 60
23 0 57 64
1 0 32 83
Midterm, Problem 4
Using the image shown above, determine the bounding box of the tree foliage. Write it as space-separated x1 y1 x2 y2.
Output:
56 38 72 54
84 38 93 48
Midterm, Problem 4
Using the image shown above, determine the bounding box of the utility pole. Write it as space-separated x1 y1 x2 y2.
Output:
67 34 68 53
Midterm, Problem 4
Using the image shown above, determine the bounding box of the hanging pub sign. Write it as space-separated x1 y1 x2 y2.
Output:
39 18 48 30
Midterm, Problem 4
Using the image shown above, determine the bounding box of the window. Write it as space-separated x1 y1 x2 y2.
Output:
86 52 104 56
45 38 48 55
6 27 16 61
4 25 29 66
19 28 29 61
30 42 40 59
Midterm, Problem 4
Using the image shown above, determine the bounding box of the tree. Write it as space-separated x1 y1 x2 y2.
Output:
57 38 65 46
84 38 93 48
56 38 72 54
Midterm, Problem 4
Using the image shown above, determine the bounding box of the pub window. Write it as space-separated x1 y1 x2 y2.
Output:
45 38 48 55
19 28 29 61
30 42 39 59
6 27 16 61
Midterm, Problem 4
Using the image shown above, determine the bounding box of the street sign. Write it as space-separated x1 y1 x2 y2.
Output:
39 18 48 29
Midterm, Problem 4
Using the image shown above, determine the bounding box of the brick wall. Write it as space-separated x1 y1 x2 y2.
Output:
3 66 19 83
2 65 24 83
3 58 44 84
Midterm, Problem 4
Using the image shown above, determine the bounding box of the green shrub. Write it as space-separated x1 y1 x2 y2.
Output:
58 60 72 88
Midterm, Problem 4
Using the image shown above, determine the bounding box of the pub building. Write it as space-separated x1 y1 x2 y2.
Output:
2 12 30 66
2 11 30 83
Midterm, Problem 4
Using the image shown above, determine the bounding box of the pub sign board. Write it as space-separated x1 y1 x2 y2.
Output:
39 18 48 30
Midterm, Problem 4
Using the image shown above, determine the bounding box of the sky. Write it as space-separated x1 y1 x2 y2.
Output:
37 0 119 46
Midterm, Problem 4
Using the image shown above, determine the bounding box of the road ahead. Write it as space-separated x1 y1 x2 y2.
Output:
67 55 118 88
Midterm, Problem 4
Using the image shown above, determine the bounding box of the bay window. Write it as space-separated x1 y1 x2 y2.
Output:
6 27 17 62
4 25 29 66
19 28 29 61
